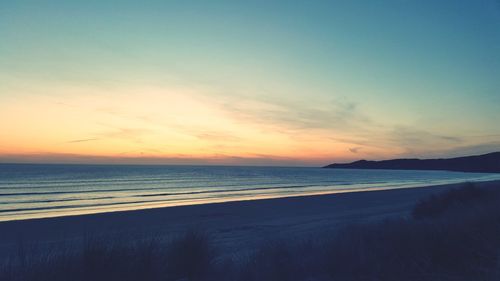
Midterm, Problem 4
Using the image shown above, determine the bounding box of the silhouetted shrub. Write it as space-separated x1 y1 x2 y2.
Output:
239 241 298 281
412 182 492 219
1 234 166 281
165 230 214 281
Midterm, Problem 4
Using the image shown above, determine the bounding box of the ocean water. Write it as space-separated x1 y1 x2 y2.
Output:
1 163 499 221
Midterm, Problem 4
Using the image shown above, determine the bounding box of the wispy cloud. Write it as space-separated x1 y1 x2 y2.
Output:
387 127 463 149
97 128 152 143
219 95 372 134
349 147 362 154
195 131 241 142
66 138 100 143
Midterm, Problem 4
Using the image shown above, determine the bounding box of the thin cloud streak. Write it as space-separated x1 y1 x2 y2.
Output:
66 138 100 143
219 96 372 133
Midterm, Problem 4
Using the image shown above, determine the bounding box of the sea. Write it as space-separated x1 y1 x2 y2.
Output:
1 163 499 221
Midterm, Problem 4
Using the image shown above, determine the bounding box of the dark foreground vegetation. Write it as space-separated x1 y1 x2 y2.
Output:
2 182 500 281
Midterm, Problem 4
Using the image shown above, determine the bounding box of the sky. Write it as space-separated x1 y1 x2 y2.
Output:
1 0 499 166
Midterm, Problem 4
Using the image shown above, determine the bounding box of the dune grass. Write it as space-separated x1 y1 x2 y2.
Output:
2 182 500 281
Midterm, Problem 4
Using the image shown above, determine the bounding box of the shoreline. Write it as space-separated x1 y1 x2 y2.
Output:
2 179 500 257
3 176 499 223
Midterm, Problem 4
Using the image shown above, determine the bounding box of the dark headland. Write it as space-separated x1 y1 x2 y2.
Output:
324 152 500 173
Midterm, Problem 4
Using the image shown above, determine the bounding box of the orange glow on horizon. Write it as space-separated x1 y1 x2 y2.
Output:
0 84 393 165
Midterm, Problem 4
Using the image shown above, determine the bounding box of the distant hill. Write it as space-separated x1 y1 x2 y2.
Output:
324 152 500 173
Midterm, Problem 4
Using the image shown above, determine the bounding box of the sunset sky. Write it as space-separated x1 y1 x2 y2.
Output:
1 0 499 166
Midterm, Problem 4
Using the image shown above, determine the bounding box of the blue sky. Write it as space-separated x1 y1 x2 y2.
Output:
1 0 499 165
